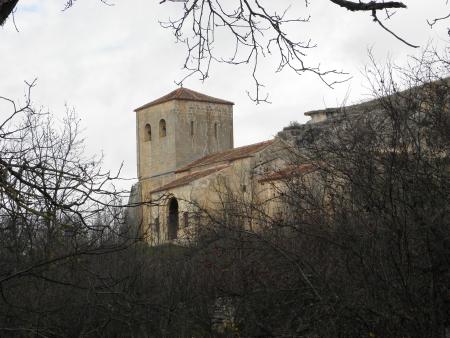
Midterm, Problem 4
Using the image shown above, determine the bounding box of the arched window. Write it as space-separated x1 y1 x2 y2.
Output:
214 122 218 140
144 123 151 141
167 197 179 240
159 119 167 138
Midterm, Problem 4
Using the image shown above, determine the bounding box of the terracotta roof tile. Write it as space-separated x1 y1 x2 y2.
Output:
151 165 229 194
135 87 234 111
176 140 274 173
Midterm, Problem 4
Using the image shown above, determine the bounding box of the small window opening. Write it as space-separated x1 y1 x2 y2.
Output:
190 121 194 137
183 212 189 228
214 122 218 140
159 119 167 137
241 184 247 193
144 123 151 141
154 217 160 236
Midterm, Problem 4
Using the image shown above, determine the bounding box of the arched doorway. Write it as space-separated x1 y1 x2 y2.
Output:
167 197 179 240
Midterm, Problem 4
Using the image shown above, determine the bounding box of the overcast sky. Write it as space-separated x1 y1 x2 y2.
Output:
0 1 448 189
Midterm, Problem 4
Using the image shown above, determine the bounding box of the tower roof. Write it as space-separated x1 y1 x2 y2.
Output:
134 87 234 111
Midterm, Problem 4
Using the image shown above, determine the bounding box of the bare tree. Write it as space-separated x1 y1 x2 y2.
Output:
0 80 144 335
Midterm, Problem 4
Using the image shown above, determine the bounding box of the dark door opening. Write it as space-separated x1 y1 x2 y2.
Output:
168 198 179 240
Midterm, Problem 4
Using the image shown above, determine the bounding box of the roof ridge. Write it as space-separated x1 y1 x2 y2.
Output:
135 87 234 111
175 139 274 173
227 139 273 152
151 164 229 193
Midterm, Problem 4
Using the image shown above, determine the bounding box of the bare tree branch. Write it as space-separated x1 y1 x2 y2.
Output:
328 0 406 12
371 9 419 48
0 0 18 25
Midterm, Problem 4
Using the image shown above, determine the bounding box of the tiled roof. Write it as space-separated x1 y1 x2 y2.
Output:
176 140 274 173
258 164 316 183
151 165 229 193
135 87 234 111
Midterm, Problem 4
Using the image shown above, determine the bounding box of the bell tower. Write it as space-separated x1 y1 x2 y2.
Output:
134 88 234 183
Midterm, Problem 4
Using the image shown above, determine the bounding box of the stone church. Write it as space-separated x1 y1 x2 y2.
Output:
133 87 297 245
132 84 417 245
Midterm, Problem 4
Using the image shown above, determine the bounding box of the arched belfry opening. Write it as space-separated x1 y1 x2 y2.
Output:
167 197 179 240
144 123 151 141
159 119 167 137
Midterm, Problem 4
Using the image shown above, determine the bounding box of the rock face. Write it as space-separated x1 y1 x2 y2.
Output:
278 96 388 151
